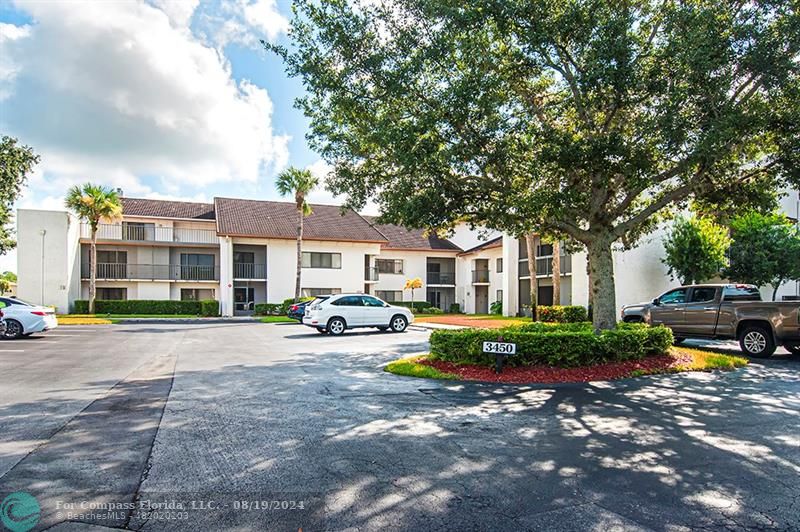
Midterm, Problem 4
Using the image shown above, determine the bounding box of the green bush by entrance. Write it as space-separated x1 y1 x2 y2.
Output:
537 305 588 323
429 322 673 367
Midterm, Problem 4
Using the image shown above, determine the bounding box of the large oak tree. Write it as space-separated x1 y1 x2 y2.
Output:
271 0 799 329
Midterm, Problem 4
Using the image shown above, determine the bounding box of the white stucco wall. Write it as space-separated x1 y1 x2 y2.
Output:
371 250 459 303
457 247 503 313
447 224 500 251
17 209 81 312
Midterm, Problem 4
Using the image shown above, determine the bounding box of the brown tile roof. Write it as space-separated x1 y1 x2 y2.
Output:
121 197 215 220
363 217 461 251
215 198 388 242
459 236 503 255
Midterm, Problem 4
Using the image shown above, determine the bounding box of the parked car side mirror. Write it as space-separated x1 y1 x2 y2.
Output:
652 298 661 306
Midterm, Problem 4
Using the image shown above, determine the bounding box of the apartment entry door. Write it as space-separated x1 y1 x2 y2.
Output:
475 285 489 314
234 286 255 314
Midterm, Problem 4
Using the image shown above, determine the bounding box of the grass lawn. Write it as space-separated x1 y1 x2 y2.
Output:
384 356 461 380
57 316 114 325
58 313 200 318
259 316 298 323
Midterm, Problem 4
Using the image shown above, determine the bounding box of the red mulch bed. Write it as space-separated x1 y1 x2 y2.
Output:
420 352 694 384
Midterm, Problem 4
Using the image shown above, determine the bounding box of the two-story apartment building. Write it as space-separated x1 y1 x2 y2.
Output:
16 189 800 316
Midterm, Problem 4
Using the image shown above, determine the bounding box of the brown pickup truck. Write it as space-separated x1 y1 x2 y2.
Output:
621 284 800 358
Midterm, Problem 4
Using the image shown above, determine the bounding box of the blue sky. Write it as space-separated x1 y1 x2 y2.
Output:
0 0 349 271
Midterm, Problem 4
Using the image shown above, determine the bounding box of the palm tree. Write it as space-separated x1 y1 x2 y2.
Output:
275 167 319 302
65 184 122 313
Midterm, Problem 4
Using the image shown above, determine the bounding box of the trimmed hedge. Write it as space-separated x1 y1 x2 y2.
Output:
429 322 673 367
73 299 218 315
199 299 219 317
395 301 430 312
537 305 588 323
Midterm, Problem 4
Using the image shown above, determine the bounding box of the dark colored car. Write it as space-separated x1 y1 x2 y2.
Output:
287 300 312 321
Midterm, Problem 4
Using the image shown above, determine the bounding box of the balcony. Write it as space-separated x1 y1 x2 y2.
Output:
522 255 572 277
427 271 455 285
233 263 267 279
80 223 218 245
472 269 490 284
82 263 219 281
365 266 379 282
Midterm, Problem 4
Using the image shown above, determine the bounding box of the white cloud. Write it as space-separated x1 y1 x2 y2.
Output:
197 0 289 49
0 0 290 195
149 0 200 28
304 159 379 215
242 0 288 41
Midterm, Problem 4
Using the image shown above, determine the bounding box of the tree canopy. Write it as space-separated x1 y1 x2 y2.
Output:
0 136 40 253
271 0 800 328
725 211 800 300
662 215 730 285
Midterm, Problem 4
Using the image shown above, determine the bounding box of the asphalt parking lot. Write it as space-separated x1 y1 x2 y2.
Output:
0 322 798 531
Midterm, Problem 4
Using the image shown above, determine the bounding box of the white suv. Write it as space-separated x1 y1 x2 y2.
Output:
302 294 414 335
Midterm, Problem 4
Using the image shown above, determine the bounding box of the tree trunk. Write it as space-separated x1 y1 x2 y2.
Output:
772 280 782 302
525 233 538 321
551 240 561 305
586 237 616 331
294 205 303 302
89 227 97 314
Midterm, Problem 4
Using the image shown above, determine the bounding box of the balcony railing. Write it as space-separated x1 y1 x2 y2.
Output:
365 266 379 282
82 263 219 281
519 255 572 277
81 223 218 245
233 263 267 279
472 269 490 283
427 271 455 285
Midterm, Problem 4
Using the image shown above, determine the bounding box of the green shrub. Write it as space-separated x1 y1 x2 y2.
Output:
429 323 673 367
199 299 219 317
516 321 592 333
537 305 589 323
395 301 430 312
489 300 502 315
73 299 203 315
423 307 444 314
449 303 462 314
254 303 282 316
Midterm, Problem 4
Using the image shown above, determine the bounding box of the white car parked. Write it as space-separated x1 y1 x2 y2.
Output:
0 297 58 339
302 294 414 335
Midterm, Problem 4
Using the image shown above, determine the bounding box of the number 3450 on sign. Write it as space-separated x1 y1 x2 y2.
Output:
482 341 516 355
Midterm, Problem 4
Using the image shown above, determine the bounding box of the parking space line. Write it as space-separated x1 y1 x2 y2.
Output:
0 349 25 352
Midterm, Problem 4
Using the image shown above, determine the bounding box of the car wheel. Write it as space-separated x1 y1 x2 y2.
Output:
673 337 686 345
3 319 23 340
390 315 408 333
327 317 346 336
738 325 776 358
